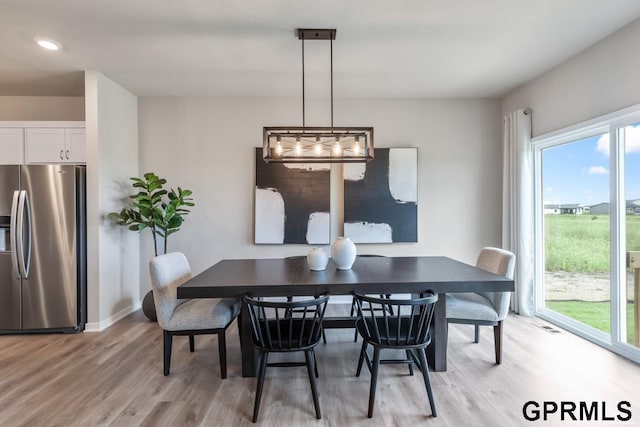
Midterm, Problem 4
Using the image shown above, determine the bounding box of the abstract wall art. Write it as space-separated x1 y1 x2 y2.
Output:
254 148 330 244
343 148 418 243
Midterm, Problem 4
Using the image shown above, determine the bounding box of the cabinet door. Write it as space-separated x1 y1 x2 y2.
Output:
25 128 66 163
0 128 24 165
65 128 86 163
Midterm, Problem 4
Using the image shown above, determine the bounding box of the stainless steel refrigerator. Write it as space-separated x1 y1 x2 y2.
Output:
0 165 86 333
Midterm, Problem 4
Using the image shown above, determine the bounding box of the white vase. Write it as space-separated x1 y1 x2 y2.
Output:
307 247 328 271
331 237 357 270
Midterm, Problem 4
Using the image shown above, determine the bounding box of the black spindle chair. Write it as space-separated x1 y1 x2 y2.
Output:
349 255 393 342
244 294 329 423
353 292 439 418
284 256 327 343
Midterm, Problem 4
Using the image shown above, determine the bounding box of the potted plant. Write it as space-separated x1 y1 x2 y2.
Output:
109 172 194 320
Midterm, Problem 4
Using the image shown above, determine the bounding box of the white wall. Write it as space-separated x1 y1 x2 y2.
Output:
138 96 502 292
0 96 84 120
502 18 640 136
85 71 140 329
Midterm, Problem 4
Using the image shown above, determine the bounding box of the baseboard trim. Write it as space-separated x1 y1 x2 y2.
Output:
85 301 142 332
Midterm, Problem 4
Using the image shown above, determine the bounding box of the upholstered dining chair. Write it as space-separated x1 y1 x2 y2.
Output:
149 252 240 378
446 247 516 364
353 292 439 418
244 294 329 422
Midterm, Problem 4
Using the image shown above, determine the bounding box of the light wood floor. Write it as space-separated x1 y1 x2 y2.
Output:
0 307 638 426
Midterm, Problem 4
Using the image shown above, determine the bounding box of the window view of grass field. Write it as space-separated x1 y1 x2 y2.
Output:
544 215 639 343
542 125 640 348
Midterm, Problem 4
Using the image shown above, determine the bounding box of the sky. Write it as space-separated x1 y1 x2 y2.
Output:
542 124 640 206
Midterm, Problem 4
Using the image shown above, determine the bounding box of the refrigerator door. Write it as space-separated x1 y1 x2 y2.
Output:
0 165 21 329
21 165 78 329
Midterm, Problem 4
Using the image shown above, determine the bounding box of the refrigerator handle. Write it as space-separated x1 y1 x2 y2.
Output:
9 190 20 278
16 190 31 278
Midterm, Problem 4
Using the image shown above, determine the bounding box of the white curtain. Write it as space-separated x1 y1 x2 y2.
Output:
502 109 534 316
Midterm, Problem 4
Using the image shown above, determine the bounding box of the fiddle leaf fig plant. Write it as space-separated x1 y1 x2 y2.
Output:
108 172 194 256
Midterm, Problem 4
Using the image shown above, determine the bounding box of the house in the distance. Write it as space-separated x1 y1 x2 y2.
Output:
554 200 640 215
589 203 610 215
544 204 590 215
627 199 640 215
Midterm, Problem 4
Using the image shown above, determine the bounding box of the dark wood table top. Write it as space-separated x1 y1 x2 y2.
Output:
177 256 514 299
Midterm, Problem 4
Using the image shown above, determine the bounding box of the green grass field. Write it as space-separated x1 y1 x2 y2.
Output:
544 214 639 342
546 300 636 343
545 214 640 272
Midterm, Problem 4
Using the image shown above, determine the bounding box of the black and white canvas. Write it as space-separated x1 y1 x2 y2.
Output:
343 148 417 243
254 148 330 244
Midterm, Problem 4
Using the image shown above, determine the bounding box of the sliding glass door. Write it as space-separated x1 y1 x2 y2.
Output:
540 133 611 339
621 123 640 349
535 114 640 362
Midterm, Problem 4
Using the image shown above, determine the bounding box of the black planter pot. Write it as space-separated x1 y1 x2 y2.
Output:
142 290 157 322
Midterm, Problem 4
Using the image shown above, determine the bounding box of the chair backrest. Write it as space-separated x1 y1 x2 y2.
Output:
243 295 329 351
354 293 438 347
149 252 192 329
475 247 516 320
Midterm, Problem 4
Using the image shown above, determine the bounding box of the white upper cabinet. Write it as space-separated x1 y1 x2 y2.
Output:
0 122 85 165
0 128 24 165
66 128 86 163
25 127 86 164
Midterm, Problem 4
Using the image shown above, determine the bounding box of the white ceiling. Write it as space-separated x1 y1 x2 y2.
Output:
1 0 640 98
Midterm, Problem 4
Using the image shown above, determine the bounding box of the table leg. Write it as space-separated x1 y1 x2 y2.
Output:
240 302 259 377
426 293 447 372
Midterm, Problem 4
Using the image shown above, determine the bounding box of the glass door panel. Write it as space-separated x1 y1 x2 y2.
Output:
542 134 611 334
623 123 640 348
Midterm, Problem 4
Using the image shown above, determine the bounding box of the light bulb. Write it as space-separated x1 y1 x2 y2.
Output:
333 136 342 156
295 137 302 156
353 136 361 155
275 136 283 156
314 136 322 155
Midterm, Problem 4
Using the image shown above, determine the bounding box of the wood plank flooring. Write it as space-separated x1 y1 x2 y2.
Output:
0 306 638 426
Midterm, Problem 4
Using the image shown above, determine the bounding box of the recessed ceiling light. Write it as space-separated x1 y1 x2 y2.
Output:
34 37 63 51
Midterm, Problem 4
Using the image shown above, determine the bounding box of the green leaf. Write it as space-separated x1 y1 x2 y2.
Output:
167 216 183 229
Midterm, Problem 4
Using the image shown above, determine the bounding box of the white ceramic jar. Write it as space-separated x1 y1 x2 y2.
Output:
307 247 329 271
331 237 357 270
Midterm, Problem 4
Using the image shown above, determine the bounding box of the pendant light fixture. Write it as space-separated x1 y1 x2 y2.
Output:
263 29 374 163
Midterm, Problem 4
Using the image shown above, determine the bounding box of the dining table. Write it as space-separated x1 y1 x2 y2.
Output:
177 255 515 377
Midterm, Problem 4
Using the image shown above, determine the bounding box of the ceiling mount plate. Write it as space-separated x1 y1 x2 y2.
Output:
297 29 336 40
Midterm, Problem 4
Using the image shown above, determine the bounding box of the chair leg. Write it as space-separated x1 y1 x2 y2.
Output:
416 348 437 417
305 350 322 419
313 349 319 378
218 329 227 379
356 339 368 377
494 320 503 364
189 335 195 352
351 299 359 342
474 324 480 343
252 352 269 423
367 347 381 418
322 328 327 344
163 330 173 376
406 350 414 376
